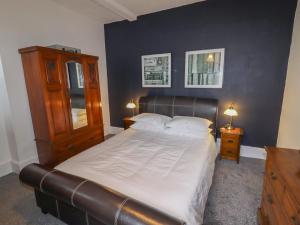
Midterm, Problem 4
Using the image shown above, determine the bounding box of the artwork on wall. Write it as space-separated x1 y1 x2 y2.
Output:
185 48 225 88
142 53 171 87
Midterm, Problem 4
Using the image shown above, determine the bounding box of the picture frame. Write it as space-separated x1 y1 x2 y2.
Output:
142 53 171 87
185 48 225 88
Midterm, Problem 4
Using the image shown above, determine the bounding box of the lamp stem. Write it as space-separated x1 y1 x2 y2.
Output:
227 116 234 130
132 108 135 117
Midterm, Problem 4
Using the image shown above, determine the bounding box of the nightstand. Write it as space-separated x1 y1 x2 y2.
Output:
220 127 244 163
123 117 135 130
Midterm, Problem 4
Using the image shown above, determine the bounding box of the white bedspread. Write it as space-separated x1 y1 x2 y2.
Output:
56 128 217 225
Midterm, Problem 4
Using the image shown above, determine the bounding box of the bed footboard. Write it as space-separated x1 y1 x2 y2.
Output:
19 163 184 225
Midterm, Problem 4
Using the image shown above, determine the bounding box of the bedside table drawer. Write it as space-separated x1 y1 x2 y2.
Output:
123 117 135 130
221 147 238 156
221 138 239 149
221 133 238 139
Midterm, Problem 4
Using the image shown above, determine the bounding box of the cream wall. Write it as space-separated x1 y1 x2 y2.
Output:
0 0 110 175
0 57 14 176
277 3 300 149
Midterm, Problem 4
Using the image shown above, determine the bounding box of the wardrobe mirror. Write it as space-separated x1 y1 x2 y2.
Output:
66 61 88 130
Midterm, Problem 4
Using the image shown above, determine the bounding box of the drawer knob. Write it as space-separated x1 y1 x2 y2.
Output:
267 194 273 204
67 144 75 151
227 150 233 154
291 216 300 225
270 172 277 180
227 140 234 143
89 137 95 141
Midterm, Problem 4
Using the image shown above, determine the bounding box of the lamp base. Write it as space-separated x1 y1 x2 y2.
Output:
225 124 235 130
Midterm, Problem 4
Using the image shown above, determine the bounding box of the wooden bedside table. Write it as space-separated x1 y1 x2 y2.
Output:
123 117 135 130
220 127 244 163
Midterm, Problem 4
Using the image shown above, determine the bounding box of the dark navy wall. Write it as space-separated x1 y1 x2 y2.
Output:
104 0 298 147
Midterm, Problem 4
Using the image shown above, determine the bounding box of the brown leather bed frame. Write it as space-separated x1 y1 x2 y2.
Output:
19 96 218 225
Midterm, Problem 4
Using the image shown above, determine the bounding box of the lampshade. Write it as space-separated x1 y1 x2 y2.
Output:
126 101 136 109
224 106 238 117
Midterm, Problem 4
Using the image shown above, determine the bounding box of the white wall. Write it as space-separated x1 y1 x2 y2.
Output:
277 3 300 149
0 0 110 175
0 57 14 176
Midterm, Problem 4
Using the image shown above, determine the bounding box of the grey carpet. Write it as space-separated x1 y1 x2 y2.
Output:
0 157 264 225
203 157 264 225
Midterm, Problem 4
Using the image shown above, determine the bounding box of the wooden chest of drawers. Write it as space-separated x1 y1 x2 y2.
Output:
258 147 300 225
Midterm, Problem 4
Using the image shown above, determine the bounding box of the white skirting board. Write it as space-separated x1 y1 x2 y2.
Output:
11 156 39 173
240 145 266 160
0 160 13 178
0 156 39 177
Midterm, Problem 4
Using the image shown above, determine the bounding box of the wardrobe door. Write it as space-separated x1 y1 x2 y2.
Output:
41 52 69 141
61 55 90 132
85 57 103 128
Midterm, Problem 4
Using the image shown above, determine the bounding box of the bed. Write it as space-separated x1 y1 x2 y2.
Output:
19 96 218 225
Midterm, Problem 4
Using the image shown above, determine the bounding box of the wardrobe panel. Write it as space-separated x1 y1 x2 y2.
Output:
41 52 69 140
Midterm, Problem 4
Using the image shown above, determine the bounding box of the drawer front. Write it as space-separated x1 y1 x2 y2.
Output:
54 131 104 164
282 191 300 225
264 178 290 225
221 137 239 149
221 147 238 156
260 189 270 224
55 144 80 163
124 120 135 130
266 168 285 202
221 133 238 139
220 147 238 160
261 189 272 225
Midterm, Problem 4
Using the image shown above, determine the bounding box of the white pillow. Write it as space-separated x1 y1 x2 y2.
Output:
165 116 212 132
130 121 165 132
131 113 171 127
164 127 212 138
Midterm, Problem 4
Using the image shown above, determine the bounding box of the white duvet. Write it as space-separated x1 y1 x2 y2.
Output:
56 128 217 225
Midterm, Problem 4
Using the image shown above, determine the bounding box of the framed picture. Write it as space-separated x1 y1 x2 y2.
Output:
142 53 171 87
185 48 225 88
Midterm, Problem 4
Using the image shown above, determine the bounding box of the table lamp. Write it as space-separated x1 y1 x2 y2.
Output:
224 105 238 130
126 99 136 117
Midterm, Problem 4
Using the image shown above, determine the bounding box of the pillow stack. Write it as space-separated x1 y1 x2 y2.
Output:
165 116 212 138
130 113 213 138
131 113 171 132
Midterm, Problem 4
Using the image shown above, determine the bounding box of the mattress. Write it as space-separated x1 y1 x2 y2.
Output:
56 128 217 225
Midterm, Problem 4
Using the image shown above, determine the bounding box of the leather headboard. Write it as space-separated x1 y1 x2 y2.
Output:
139 96 218 139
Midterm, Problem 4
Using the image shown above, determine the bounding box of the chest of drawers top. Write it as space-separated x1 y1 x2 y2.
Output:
266 147 300 203
259 147 300 225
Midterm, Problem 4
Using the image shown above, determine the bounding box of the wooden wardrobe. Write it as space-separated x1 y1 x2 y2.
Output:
19 46 104 167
